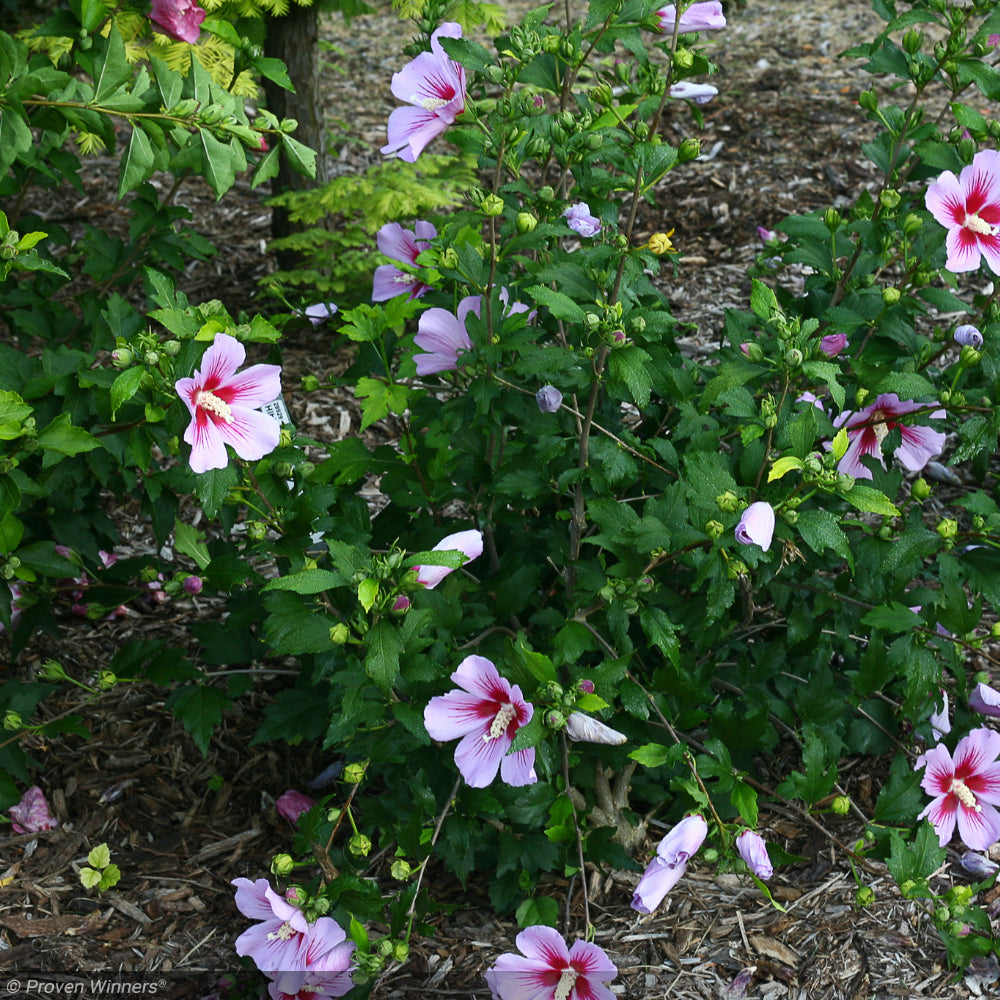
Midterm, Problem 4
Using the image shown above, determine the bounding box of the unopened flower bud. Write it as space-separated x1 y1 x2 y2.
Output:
535 385 563 412
855 886 875 907
831 796 851 815
823 208 841 231
592 82 614 107
959 345 982 367
38 660 68 681
715 490 740 513
937 518 958 539
545 709 566 729
440 247 459 269
911 478 931 501
349 834 372 857
902 213 923 236
836 473 855 493
740 342 764 362
98 670 117 690
111 348 133 368
606 329 627 348
538 185 556 203
329 623 350 644
515 212 538 234
678 137 701 162
958 851 999 879
705 519 724 540
343 762 366 783
783 348 803 368
584 132 603 151
272 853 296 876
857 89 878 111
182 575 203 595
781 508 798 525
634 122 650 140
578 678 595 694
881 287 901 305
673 48 694 70
3 710 22 730
902 28 923 53
954 324 983 349
485 64 504 85
647 231 676 255
301 374 319 391
391 595 411 614
879 188 901 210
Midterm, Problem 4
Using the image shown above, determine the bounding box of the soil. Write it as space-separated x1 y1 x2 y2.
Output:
2 1 999 998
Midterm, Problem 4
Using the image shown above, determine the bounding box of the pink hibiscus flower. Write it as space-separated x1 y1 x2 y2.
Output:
175 333 282 474
734 501 775 552
373 221 436 301
413 529 483 589
655 1 726 32
150 0 206 44
916 728 1000 850
423 655 537 787
485 925 617 1000
232 878 352 974
832 393 946 480
925 149 1000 273
381 23 467 162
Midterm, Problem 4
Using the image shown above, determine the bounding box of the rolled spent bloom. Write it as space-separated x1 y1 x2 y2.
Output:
929 690 951 741
925 149 1000 274
150 0 206 43
10 786 58 833
954 324 984 349
969 682 1000 718
820 333 848 358
832 393 946 481
232 878 353 973
413 529 483 589
372 221 436 302
485 925 617 1000
757 227 777 244
423 655 536 787
735 829 773 880
174 333 283 474
382 23 467 162
303 302 338 326
656 813 708 866
632 855 687 913
734 501 775 552
647 230 677 254
669 81 718 104
916 727 1000 850
655 1 726 32
565 712 627 745
958 851 999 879
275 789 317 825
796 391 825 411
535 385 563 413
563 202 601 238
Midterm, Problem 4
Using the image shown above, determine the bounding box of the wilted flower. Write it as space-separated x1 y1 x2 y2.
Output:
832 393 945 481
150 0 206 43
925 149 1000 274
655 1 726 32
820 333 848 358
735 830 773 880
734 501 775 552
563 202 601 238
175 333 282 474
669 81 718 104
954 324 984 349
916 727 1000 850
382 23 467 162
565 712 627 745
413 529 483 589
929 690 951 741
757 227 777 244
970 682 1000 718
958 851 1000 879
423 655 537 787
232 878 353 974
372 221 436 301
276 789 317 825
485 925 617 1000
10 786 58 833
535 386 563 413
632 814 707 914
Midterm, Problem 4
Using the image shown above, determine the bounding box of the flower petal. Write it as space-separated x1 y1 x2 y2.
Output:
214 406 282 463
917 793 957 847
453 729 506 787
631 857 686 914
424 690 491 741
499 746 537 786
955 801 1000 851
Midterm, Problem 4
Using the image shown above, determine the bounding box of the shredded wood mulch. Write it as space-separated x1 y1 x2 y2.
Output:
3 0 999 996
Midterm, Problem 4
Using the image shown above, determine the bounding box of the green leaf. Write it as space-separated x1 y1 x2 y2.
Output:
164 684 230 756
79 868 102 890
730 781 758 828
251 144 281 189
263 569 346 594
109 366 145 418
525 284 585 323
355 377 408 431
118 125 155 198
509 710 546 753
775 731 838 805
608 346 653 408
875 751 926 823
629 742 683 768
199 130 237 199
365 620 403 689
887 824 947 884
640 607 679 666
358 578 379 612
194 464 239 519
281 135 317 179
99 864 121 890
768 456 804 482
173 519 211 571
841 484 899 517
87 843 111 868
94 25 132 102
253 56 294 90
862 602 920 632
0 512 23 555
795 508 853 570
515 895 559 929
37 414 100 463
749 278 778 321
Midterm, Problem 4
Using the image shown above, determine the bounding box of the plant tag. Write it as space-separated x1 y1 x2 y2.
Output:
261 396 291 425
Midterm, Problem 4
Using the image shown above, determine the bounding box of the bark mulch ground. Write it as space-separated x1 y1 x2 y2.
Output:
3 1 999 997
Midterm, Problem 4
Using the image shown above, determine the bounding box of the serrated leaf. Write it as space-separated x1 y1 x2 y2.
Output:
87 843 111 868
173 519 211 571
525 284 585 323
263 569 346 594
508 710 546 753
365 620 403 689
79 868 102 890
629 742 681 768
862 602 921 632
194 464 239 519
164 684 230 756
37 413 100 463
110 366 145 418
749 278 778 321
358 578 379 612
99 864 122 890
830 427 849 460
796 508 853 570
841 484 900 516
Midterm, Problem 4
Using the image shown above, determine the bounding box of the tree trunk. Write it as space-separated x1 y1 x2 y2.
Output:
262 4 329 256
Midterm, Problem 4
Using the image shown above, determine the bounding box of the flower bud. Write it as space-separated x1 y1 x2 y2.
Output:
959 344 981 366
911 477 931 501
538 185 556 202
535 385 563 412
740 342 764 362
592 82 614 107
857 88 878 111
440 247 459 269
705 519 724 540
182 575 203 595
162 339 181 357
855 886 875 907
881 287 901 305
781 508 798 525
634 122 650 140
301 374 320 391
485 65 504 85
111 348 133 368
678 137 701 162
584 133 603 151
673 48 695 70
38 660 68 681
936 518 958 539
605 329 627 348
647 231 676 255
545 709 566 729
783 347 803 368
879 188 901 210
349 833 372 857
481 193 505 217
836 473 855 493
902 28 923 53
831 796 851 815
98 670 117 690
735 830 773 880
823 207 841 231
958 851 1000 879
271 854 296 877
515 211 538 234
715 490 740 513
902 213 923 236
3 710 22 730
329 623 350 644
391 595 411 615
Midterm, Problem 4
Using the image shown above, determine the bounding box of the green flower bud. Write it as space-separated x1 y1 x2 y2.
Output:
716 490 740 513
631 316 646 334
329 623 350 644
161 339 181 357
592 83 614 107
605 329 627 348
881 287 901 305
583 312 601 331
878 524 893 540
3 710 22 730
705 519 724 540
836 473 855 493
38 659 68 681
343 761 366 783
879 188 901 210
485 65 505 85
673 48 695 70
545 709 566 729
823 207 842 231
98 670 117 690
585 133 604 151
515 212 538 234
271 854 296 877
524 135 549 158
481 193 505 217
991 623 1000 638
936 518 958 539
541 34 561 54
902 213 923 236
301 374 320 391
855 886 875 907
538 185 556 203
726 558 749 580
911 478 931 501
960 345 981 366
781 508 798 525
678 137 701 162
857 89 878 112
935 905 950 923
902 28 923 53
783 347 803 368
939 389 951 404
634 122 650 140
111 348 134 368
349 834 372 857
830 796 851 815
391 859 413 880
393 941 410 962
440 247 459 269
